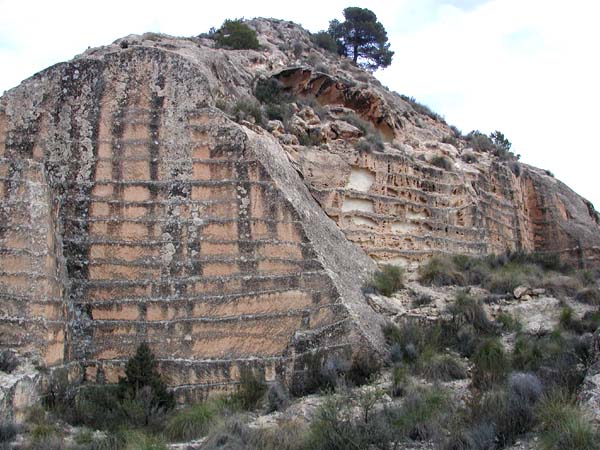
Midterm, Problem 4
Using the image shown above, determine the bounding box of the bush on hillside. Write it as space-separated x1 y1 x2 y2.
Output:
311 31 338 53
368 265 404 296
215 19 259 50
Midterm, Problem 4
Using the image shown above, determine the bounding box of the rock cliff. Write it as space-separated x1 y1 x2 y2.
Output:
1 18 599 407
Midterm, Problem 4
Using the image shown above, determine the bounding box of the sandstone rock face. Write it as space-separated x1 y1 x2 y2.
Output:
1 18 599 407
274 64 600 269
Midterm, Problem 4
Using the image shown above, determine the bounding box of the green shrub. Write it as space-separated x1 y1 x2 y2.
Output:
254 78 287 104
390 385 452 441
311 31 338 53
577 269 598 286
290 351 330 396
199 415 252 450
296 130 322 147
201 415 307 450
441 135 459 147
496 312 523 332
368 265 404 296
0 422 18 443
0 350 18 373
265 381 289 413
543 275 584 298
486 262 543 294
74 428 94 445
418 255 466 286
575 287 600 305
235 368 267 410
466 131 495 152
346 351 381 386
391 365 409 397
419 353 467 381
430 155 453 171
442 423 495 450
30 423 61 442
306 391 393 450
232 99 264 125
400 95 445 122
215 20 259 50
560 307 600 334
537 390 599 450
512 331 589 393
472 372 542 447
164 402 216 442
340 113 375 136
449 292 496 334
246 420 308 450
461 151 478 164
383 320 438 363
471 338 509 389
121 429 167 450
412 293 433 307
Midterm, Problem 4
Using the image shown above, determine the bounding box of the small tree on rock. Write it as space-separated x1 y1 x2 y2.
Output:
328 7 394 71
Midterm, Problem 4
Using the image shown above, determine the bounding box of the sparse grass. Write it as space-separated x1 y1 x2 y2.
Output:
164 401 216 442
368 265 404 296
121 429 167 450
512 331 590 394
290 350 350 397
73 428 94 445
418 255 466 286
390 384 452 441
449 292 496 334
412 293 433 307
471 338 509 389
400 95 446 123
441 135 459 147
346 351 381 386
419 353 467 381
496 311 523 332
265 381 290 413
575 287 600 305
391 365 409 397
383 320 440 363
560 306 600 334
232 99 264 126
537 390 599 450
430 155 453 171
418 251 578 295
461 151 478 164
234 368 267 411
486 262 543 294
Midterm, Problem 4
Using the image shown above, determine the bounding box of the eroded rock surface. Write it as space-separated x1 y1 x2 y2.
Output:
1 18 599 410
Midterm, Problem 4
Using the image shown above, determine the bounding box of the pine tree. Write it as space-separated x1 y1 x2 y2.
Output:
118 342 175 411
328 7 394 71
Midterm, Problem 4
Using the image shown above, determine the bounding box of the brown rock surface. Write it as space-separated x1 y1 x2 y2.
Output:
1 18 599 409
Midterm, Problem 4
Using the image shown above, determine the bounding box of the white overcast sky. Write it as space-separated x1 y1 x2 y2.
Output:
1 0 598 208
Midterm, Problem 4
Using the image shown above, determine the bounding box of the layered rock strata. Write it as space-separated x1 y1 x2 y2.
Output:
1 18 599 405
0 42 380 402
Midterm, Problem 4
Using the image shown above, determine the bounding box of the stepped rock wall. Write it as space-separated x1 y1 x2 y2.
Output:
0 18 599 404
0 43 380 401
